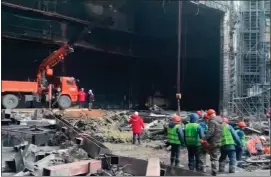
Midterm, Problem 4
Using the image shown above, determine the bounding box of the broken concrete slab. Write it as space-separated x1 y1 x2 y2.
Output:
43 159 102 176
146 158 160 176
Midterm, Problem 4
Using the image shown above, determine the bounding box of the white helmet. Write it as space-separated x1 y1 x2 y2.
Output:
134 111 139 115
259 136 266 141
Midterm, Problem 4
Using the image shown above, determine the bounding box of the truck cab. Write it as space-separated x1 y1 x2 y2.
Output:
53 76 78 109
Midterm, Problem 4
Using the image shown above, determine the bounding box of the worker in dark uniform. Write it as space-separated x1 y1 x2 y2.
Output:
200 109 223 176
184 113 204 171
88 89 95 110
167 114 185 167
219 118 241 174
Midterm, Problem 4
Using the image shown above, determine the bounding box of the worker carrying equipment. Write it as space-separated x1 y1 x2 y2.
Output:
219 119 241 174
201 109 223 176
246 136 266 155
166 114 185 167
234 121 247 161
184 113 205 171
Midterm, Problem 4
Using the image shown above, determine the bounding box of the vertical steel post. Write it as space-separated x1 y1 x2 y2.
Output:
177 1 182 115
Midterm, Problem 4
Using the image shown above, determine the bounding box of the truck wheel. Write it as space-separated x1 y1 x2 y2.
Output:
2 94 19 109
58 95 72 109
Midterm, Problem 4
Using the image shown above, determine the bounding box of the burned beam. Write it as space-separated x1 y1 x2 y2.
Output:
1 32 141 58
2 2 89 26
43 160 101 176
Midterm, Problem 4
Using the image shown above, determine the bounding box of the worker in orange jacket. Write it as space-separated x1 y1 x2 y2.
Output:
246 136 266 155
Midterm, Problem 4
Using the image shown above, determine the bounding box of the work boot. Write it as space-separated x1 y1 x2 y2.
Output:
229 166 235 173
170 158 175 167
211 171 217 176
174 162 184 168
218 167 225 172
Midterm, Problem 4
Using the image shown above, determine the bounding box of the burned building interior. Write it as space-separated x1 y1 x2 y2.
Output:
2 1 223 111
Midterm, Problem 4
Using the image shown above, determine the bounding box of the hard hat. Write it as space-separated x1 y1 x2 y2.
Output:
222 117 229 123
190 113 199 121
207 109 216 115
196 110 202 116
171 114 181 123
203 113 209 119
259 136 266 141
134 111 139 115
237 121 247 127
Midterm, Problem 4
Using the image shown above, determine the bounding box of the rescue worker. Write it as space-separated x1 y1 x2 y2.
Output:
184 113 204 171
200 109 223 176
235 121 247 161
167 114 185 167
128 112 144 145
246 136 266 155
78 88 86 108
219 117 241 174
88 89 95 110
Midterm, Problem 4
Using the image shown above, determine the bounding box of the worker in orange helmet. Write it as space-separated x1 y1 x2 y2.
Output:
166 114 185 167
234 121 247 161
246 136 266 156
200 109 223 176
219 117 241 174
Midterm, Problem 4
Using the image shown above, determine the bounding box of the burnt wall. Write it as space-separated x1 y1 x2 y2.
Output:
2 1 223 111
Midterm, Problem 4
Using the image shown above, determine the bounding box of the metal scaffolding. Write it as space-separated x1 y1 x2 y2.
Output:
230 1 270 118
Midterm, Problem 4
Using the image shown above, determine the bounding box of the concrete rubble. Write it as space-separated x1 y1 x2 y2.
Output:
1 108 270 176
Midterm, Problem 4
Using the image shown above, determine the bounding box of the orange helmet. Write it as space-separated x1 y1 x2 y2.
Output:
207 109 216 115
171 114 181 123
237 121 246 127
203 113 209 119
222 117 229 123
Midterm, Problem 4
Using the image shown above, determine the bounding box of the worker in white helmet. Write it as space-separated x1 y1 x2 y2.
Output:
88 89 95 110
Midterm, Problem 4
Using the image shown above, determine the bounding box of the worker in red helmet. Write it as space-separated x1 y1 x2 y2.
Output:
201 109 223 176
219 117 241 174
78 88 86 108
222 117 229 123
234 122 247 161
196 110 202 118
166 114 185 167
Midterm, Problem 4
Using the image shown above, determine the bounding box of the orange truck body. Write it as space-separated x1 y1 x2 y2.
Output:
2 80 38 93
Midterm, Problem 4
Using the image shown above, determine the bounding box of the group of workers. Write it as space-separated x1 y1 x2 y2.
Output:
165 109 268 176
78 88 95 109
128 109 269 176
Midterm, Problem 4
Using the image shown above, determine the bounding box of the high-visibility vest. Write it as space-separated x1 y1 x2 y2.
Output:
185 123 200 146
235 129 246 147
168 124 181 144
221 124 235 146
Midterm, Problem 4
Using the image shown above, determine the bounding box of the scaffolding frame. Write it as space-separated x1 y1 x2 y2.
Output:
230 1 270 118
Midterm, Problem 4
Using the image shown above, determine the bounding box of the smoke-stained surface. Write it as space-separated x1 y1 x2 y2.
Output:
2 1 222 111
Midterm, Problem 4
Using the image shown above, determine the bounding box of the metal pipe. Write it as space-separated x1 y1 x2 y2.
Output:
177 1 182 115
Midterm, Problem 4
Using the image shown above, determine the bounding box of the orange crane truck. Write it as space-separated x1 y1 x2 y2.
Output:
1 43 79 109
2 13 115 109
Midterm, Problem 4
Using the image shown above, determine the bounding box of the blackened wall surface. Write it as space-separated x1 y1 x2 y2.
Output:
2 1 223 111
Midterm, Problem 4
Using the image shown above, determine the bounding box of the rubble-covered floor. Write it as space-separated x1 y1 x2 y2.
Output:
1 108 270 176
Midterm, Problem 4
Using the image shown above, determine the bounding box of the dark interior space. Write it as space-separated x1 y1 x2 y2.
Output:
1 1 223 111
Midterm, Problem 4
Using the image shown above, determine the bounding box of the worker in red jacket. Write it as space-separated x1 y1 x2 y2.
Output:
129 111 144 144
78 88 86 108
